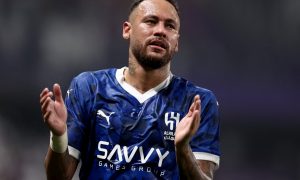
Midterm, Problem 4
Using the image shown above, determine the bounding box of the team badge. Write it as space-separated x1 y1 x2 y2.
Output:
164 112 180 140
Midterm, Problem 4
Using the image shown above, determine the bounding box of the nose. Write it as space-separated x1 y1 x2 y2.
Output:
153 22 167 38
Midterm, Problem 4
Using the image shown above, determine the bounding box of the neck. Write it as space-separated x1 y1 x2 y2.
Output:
124 58 171 94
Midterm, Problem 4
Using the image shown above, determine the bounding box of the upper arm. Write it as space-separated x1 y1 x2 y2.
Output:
65 152 79 178
45 147 79 180
196 160 216 180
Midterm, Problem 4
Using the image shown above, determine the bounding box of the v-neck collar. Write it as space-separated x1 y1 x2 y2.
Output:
115 67 172 104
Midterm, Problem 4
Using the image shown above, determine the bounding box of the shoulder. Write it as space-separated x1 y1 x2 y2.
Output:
171 75 218 102
72 68 116 85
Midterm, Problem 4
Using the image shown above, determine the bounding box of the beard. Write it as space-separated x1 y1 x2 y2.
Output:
131 38 175 71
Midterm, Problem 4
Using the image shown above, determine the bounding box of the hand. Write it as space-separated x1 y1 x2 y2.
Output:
175 95 201 149
40 84 67 136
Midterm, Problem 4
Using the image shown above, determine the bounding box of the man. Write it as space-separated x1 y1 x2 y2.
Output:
40 0 220 179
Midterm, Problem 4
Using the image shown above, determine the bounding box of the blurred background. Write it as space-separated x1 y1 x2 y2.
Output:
0 0 299 179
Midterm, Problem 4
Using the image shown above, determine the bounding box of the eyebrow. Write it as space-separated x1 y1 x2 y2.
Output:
143 15 178 26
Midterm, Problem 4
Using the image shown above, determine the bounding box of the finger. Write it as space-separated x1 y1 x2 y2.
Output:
195 99 200 111
187 102 195 117
194 94 200 101
41 96 52 115
191 110 200 132
192 105 201 131
192 109 200 122
191 96 201 125
53 83 64 103
191 95 201 117
43 110 52 122
192 101 200 121
40 91 53 105
187 95 199 115
40 88 49 98
196 95 201 119
193 95 200 109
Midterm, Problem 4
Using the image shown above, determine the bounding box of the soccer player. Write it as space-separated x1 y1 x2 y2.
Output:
40 0 220 179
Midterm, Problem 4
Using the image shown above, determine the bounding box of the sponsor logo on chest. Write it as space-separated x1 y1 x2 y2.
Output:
97 141 169 168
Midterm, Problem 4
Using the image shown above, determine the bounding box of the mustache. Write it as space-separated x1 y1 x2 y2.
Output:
146 38 169 49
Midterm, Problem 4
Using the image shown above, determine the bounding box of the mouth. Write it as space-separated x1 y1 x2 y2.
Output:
148 39 168 50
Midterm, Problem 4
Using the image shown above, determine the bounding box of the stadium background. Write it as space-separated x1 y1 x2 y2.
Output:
0 0 299 179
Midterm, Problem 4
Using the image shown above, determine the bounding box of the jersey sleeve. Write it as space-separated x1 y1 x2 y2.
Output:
65 72 93 160
190 90 221 168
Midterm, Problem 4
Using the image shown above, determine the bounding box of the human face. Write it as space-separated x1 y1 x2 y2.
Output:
123 0 180 70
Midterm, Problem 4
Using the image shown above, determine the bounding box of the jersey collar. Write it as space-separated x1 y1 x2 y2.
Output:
116 67 173 103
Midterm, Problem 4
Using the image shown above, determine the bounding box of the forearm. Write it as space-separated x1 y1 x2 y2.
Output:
176 145 213 180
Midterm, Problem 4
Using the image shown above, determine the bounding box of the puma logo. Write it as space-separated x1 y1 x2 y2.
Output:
67 89 73 98
97 110 115 125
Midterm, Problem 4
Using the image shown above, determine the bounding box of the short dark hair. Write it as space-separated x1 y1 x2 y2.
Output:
129 0 180 18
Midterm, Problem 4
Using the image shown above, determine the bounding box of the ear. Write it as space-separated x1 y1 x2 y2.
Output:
175 42 179 52
175 34 180 52
122 21 131 40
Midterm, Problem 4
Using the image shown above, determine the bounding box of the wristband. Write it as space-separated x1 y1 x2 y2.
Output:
50 129 68 153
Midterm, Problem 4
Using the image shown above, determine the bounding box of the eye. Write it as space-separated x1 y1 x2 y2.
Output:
145 19 156 25
166 23 175 30
165 20 177 30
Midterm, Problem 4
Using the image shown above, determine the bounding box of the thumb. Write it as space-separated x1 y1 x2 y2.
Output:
53 83 64 103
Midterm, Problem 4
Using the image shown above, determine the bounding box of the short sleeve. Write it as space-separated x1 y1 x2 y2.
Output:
190 91 221 167
65 73 93 160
